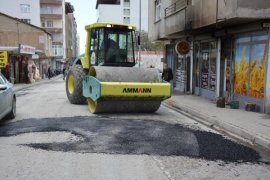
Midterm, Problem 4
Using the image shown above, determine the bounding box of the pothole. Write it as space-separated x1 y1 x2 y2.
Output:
0 131 84 145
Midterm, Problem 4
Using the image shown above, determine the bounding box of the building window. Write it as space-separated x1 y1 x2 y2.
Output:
200 41 217 91
123 17 130 24
155 0 161 21
41 6 53 14
52 44 63 56
124 0 130 7
20 4 30 13
123 8 130 16
21 19 31 24
234 34 267 99
47 20 53 28
41 21 45 27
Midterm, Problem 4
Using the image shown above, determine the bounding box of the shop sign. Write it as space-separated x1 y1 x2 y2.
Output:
202 53 209 60
19 44 36 55
0 51 8 68
262 23 270 28
175 41 190 55
32 54 39 59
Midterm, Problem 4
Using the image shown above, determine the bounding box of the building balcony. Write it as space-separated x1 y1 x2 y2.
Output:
192 0 270 30
43 27 63 34
41 14 62 19
52 34 63 43
162 0 270 37
164 0 193 37
40 0 62 5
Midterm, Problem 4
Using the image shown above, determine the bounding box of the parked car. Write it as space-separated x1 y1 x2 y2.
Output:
0 72 16 120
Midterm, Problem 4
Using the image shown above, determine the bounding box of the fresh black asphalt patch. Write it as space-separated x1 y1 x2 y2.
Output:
0 116 260 162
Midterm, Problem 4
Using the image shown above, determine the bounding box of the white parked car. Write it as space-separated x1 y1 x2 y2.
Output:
0 72 16 120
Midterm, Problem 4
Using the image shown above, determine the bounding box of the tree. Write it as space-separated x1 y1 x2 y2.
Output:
139 30 164 51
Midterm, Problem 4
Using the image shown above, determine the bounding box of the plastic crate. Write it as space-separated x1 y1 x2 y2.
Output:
230 100 239 109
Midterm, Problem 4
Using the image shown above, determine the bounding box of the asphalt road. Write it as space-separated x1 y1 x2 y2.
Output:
0 116 260 162
0 78 269 180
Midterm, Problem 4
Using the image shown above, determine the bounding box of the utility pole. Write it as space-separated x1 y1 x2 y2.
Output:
138 0 141 68
16 22 20 45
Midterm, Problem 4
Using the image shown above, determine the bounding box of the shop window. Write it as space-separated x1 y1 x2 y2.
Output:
200 41 217 91
234 34 267 99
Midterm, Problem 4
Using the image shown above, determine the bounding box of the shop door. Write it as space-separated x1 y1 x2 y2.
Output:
186 56 190 92
221 39 234 98
165 44 176 86
166 45 175 71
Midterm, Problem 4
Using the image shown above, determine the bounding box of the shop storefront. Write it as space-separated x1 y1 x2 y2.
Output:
174 41 191 92
232 33 268 112
0 45 45 84
192 33 267 112
193 40 218 100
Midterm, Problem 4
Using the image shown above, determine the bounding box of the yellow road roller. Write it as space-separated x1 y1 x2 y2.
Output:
66 23 171 113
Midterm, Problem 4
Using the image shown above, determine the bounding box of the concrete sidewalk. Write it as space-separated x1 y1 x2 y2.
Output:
13 75 62 92
163 92 270 152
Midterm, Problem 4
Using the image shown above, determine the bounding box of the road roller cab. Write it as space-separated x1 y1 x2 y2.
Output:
66 22 171 113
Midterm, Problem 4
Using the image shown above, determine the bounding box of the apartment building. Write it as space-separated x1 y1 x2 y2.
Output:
96 0 148 30
149 0 270 114
0 0 78 71
40 0 65 69
65 2 78 61
0 0 41 26
40 0 78 69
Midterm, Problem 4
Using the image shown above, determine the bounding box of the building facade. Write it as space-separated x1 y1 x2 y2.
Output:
40 0 65 70
41 0 78 69
0 0 78 77
0 12 52 84
65 2 78 61
96 0 148 31
149 0 270 114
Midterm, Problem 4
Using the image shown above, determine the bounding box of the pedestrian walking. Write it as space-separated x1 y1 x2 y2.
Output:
48 66 52 79
162 63 173 82
63 67 66 80
24 64 29 83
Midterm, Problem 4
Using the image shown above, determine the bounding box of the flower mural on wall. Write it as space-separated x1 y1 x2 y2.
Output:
234 36 267 99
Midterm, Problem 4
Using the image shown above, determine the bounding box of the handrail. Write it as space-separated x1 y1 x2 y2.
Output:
165 0 188 17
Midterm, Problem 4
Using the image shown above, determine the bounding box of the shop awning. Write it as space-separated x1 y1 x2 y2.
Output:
0 46 18 52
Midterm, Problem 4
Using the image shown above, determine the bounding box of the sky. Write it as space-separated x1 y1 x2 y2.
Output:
66 0 97 54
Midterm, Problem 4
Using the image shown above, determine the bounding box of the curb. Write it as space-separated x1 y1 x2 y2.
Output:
162 99 270 153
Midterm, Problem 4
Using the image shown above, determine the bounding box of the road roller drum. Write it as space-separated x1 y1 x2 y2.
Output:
83 66 170 113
